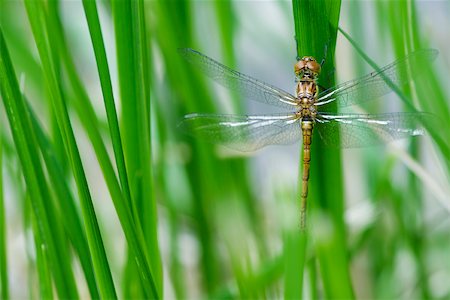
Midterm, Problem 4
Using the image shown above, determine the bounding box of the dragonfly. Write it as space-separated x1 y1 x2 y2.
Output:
178 48 438 229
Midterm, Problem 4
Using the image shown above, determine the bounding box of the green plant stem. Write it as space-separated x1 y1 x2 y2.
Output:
284 231 307 299
291 0 354 299
0 134 7 299
110 0 161 297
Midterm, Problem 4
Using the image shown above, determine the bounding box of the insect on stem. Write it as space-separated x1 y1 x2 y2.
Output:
179 48 438 232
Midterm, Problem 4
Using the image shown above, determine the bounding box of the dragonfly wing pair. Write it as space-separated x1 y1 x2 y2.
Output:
180 113 301 152
179 48 437 151
179 48 297 109
316 112 435 148
316 49 439 107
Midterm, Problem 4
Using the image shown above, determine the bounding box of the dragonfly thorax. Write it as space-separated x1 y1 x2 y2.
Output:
296 80 317 98
298 97 317 119
296 78 318 119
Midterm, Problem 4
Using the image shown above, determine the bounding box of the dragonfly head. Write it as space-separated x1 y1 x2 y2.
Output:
294 56 321 80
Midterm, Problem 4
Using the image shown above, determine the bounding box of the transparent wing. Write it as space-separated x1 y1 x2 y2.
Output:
179 48 298 109
179 113 301 151
317 49 439 107
315 112 435 148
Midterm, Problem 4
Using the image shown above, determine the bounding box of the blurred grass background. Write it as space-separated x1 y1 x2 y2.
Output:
1 0 449 299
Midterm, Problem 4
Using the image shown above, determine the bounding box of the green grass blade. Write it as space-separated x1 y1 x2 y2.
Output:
110 0 161 298
110 0 140 209
0 30 77 297
22 1 117 297
154 1 229 293
283 232 307 299
1 39 54 296
80 0 132 210
27 197 53 299
213 1 268 260
130 0 162 293
26 102 100 298
47 0 128 225
291 0 354 299
0 134 8 299
405 2 450 165
0 27 78 299
213 1 238 109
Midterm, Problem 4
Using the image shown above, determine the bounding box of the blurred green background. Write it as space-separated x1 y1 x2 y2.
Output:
0 0 449 299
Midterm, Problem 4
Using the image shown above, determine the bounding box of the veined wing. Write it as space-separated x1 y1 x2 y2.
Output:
179 48 298 109
179 113 301 151
315 112 435 148
316 49 439 107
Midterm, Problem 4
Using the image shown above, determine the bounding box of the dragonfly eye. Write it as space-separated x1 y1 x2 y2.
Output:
295 56 321 77
307 60 321 74
294 60 306 74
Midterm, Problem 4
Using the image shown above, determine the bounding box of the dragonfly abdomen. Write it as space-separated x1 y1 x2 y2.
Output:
300 120 314 229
